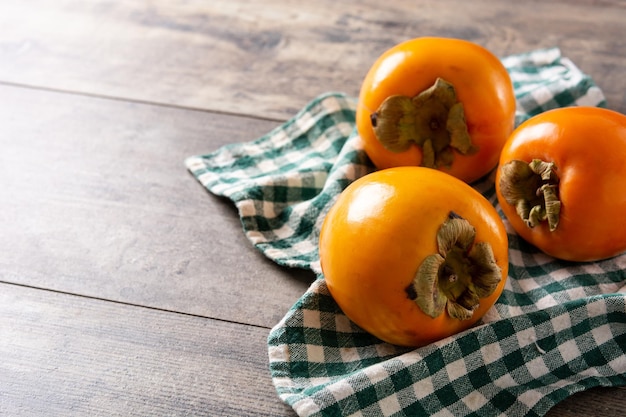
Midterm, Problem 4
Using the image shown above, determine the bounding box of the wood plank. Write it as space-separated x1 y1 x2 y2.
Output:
1 283 623 416
0 283 296 416
0 84 313 329
548 387 626 417
0 0 624 120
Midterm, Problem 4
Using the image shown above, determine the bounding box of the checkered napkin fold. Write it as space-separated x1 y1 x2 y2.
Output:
185 48 626 417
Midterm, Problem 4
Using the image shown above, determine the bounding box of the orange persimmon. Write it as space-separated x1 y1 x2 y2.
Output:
356 37 516 183
319 167 509 347
496 106 626 262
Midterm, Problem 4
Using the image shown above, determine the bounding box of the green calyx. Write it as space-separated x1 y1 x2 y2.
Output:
370 78 477 168
499 159 561 231
405 212 502 320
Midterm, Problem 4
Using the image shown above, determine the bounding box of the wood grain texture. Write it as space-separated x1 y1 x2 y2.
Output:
0 283 296 416
0 277 624 417
548 387 626 417
0 0 624 120
0 84 313 329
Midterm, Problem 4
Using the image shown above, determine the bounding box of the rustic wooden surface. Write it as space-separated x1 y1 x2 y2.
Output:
1 0 624 415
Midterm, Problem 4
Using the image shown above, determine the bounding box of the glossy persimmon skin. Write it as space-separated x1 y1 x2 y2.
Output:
356 37 516 184
496 107 626 262
319 167 509 347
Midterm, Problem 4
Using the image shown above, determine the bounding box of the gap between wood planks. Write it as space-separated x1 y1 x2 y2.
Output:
0 80 288 124
0 279 274 330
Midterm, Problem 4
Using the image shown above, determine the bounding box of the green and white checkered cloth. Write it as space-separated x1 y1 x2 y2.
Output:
186 48 625 416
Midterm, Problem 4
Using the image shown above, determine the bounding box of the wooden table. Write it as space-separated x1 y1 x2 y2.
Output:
1 1 624 415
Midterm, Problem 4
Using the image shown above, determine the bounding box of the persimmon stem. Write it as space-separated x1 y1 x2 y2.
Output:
499 159 561 231
370 78 477 168
407 212 501 320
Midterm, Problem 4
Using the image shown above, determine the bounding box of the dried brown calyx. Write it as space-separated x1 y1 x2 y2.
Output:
498 159 561 231
405 212 501 320
370 78 477 168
